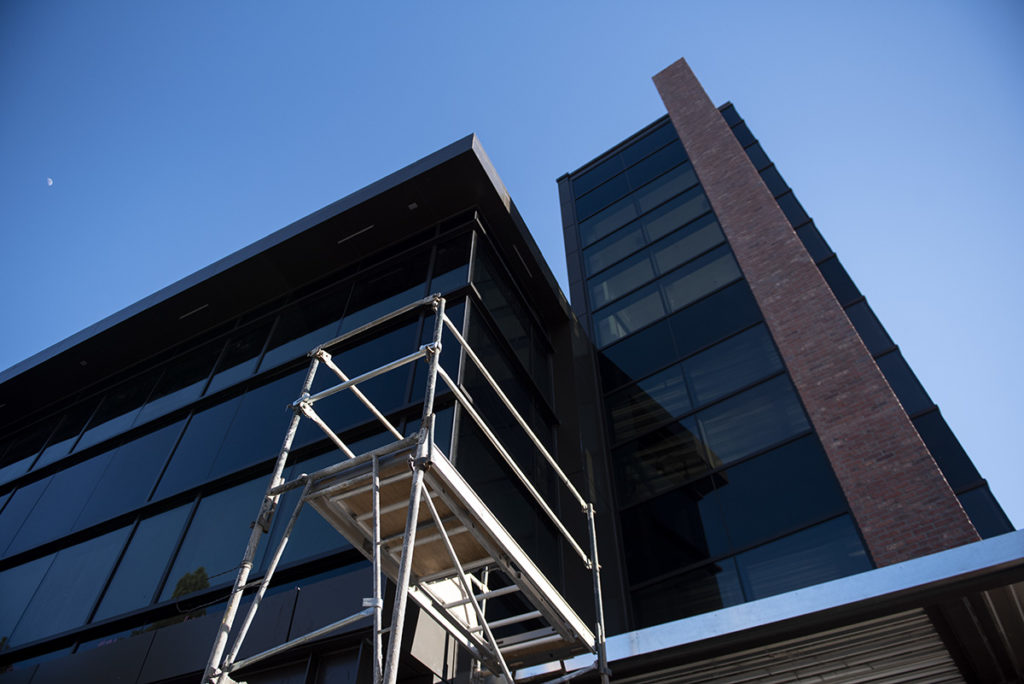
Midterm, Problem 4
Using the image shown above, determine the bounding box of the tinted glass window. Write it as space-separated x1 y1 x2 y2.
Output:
795 223 830 262
92 505 191 621
626 140 686 189
735 515 871 600
641 185 711 242
161 477 268 601
661 246 741 313
599 320 676 390
716 436 846 551
0 553 53 649
744 142 771 171
759 166 788 197
606 365 690 443
579 195 638 248
76 371 160 452
669 280 762 359
207 321 273 395
260 283 349 371
429 232 472 295
6 452 112 556
210 374 301 480
0 422 53 486
621 475 728 583
34 398 99 469
0 477 49 556
575 173 631 220
634 163 699 214
719 105 741 127
730 122 755 147
589 250 654 310
75 419 186 531
594 282 665 348
137 341 222 424
876 351 931 415
845 301 892 356
583 221 646 276
8 526 130 647
612 417 708 506
818 257 861 306
340 255 429 334
777 192 810 227
632 558 742 627
153 396 242 499
573 156 625 198
620 123 680 167
913 410 979 491
959 487 1013 538
684 325 783 406
698 376 810 467
651 214 724 274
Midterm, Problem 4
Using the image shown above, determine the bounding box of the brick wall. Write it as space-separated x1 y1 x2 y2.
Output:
653 57 978 565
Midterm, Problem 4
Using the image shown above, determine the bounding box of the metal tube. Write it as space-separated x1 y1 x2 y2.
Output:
316 351 403 439
228 607 374 673
381 466 426 684
222 480 313 670
442 584 519 609
202 356 320 684
311 464 413 501
436 366 591 567
305 347 427 405
372 453 383 684
442 314 587 511
313 294 438 354
422 492 514 682
587 504 610 684
306 436 417 487
298 402 356 459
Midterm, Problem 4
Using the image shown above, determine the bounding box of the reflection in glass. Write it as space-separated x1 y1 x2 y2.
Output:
260 283 349 371
594 283 664 347
34 398 100 469
8 526 130 647
136 341 222 424
0 421 54 485
612 417 709 506
207 321 273 395
76 371 160 452
152 396 241 499
631 558 743 627
660 247 740 313
589 251 655 310
584 221 645 276
606 365 690 443
684 325 782 406
0 553 54 649
0 478 49 556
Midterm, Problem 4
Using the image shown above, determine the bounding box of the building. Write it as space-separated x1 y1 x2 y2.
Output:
0 56 1021 683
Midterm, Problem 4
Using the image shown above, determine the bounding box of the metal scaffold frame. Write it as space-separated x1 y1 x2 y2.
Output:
201 294 610 684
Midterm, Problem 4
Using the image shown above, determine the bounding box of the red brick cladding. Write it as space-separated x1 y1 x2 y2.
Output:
653 57 978 566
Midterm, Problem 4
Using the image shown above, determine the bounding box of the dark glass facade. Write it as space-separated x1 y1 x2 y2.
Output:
559 112 1011 630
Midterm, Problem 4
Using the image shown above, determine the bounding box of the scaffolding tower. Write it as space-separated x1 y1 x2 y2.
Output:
201 294 609 684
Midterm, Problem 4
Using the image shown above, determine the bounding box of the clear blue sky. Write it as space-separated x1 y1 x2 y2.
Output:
1 2 1021 527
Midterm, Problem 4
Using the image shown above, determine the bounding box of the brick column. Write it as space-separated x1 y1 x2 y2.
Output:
653 57 978 566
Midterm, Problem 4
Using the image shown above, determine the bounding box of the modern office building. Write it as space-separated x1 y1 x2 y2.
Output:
0 56 1020 683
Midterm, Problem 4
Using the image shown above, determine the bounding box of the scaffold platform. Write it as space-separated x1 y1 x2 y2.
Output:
201 294 609 684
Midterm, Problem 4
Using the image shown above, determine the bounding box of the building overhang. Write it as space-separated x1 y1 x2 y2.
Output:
0 135 569 430
525 530 1024 682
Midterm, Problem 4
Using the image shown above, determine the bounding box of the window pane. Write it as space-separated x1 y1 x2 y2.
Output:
0 478 49 556
137 341 222 424
575 173 631 220
612 417 708 506
845 301 892 356
777 192 809 227
641 186 712 242
876 351 931 415
6 452 112 556
260 283 349 371
153 396 242 499
92 505 191 621
744 142 771 171
668 280 762 360
34 398 100 469
684 325 783 406
651 215 725 275
661 246 741 313
75 420 186 531
598 320 676 390
594 283 665 348
207 321 273 395
606 365 690 443
340 255 429 334
0 554 54 649
632 558 743 627
161 477 268 601
429 233 472 295
730 122 755 147
959 487 1013 538
625 140 686 189
583 221 645 276
620 123 680 167
796 223 830 262
76 371 160 452
759 166 788 197
579 195 638 248
818 257 860 307
8 526 131 647
697 376 810 467
634 163 699 214
0 422 54 485
736 515 871 600
715 436 846 551
573 155 624 198
913 411 979 491
589 251 655 310
621 475 728 583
